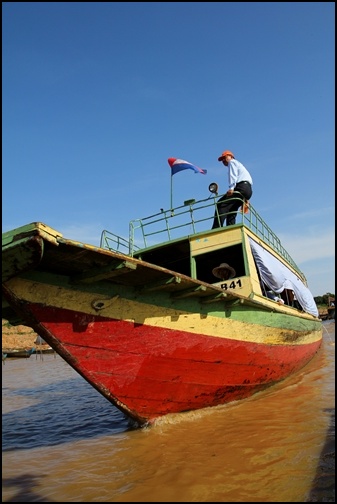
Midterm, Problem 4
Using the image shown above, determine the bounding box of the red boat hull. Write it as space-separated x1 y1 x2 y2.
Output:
29 304 321 425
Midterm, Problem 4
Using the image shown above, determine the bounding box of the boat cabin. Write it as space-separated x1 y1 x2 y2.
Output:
100 192 312 312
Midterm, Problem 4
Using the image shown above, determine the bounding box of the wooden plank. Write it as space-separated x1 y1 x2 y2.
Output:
71 261 137 284
140 275 181 292
171 285 207 299
201 292 229 304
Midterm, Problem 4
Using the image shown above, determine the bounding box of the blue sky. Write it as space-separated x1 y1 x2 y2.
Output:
2 2 335 297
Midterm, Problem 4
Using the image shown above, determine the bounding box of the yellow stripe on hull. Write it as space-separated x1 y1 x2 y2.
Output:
5 277 322 346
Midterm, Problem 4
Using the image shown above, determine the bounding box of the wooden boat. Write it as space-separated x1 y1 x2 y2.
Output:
2 184 322 426
2 348 35 359
34 346 56 355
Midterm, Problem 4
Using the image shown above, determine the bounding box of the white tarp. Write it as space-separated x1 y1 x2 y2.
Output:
249 237 319 317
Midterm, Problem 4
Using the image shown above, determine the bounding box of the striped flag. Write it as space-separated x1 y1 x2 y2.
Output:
168 158 207 176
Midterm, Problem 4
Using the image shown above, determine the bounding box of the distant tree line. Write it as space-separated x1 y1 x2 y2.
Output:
314 292 335 305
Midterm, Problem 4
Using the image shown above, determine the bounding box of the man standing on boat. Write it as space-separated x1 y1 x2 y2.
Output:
212 150 253 228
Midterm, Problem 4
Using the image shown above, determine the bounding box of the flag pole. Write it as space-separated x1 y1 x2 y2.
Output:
170 172 174 215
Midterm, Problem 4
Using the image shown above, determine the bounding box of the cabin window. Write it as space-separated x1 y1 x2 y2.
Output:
194 243 245 284
135 240 191 276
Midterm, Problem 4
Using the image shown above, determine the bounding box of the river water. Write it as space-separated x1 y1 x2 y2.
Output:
2 321 335 502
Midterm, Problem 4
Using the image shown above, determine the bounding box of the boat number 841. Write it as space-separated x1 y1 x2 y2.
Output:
221 279 242 290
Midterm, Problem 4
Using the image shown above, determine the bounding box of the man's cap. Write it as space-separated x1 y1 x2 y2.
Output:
212 263 236 279
218 150 235 161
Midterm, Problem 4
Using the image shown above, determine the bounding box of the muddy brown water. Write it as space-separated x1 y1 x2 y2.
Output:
2 321 335 502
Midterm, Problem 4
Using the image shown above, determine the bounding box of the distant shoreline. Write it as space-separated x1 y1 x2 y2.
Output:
2 319 39 351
